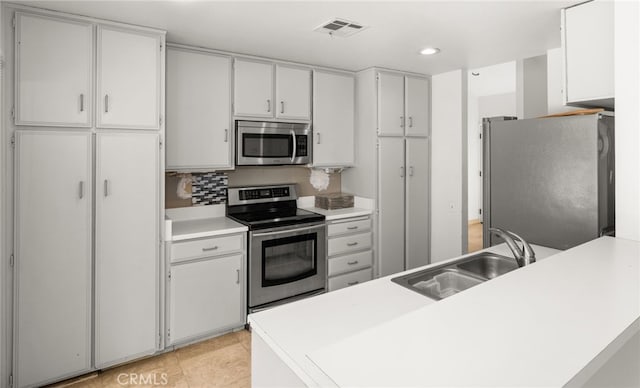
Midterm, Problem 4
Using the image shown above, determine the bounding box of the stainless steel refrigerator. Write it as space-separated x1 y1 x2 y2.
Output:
483 113 614 250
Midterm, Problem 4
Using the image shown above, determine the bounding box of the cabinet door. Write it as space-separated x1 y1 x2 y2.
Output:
377 72 405 136
378 137 405 276
15 13 93 127
95 132 159 367
97 26 162 129
169 254 244 344
405 138 430 270
14 131 92 387
167 48 232 170
313 70 355 167
275 65 311 120
405 77 430 137
564 0 614 105
234 59 274 118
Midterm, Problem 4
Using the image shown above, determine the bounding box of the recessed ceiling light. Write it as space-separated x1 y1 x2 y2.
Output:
420 47 440 56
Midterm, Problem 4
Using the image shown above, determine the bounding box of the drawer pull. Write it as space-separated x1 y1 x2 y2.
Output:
347 242 358 247
347 260 359 265
202 246 219 252
347 281 359 286
347 226 359 230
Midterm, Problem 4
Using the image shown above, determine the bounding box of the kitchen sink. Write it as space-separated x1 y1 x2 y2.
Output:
457 253 519 279
392 252 518 300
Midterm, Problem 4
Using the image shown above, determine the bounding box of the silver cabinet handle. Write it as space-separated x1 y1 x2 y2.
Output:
202 246 219 252
400 116 404 128
347 226 358 230
280 101 285 114
103 180 109 197
400 166 405 177
224 129 228 143
266 99 271 113
409 166 414 176
347 260 359 265
317 132 321 144
409 116 413 128
104 94 109 113
347 242 358 247
236 269 240 284
79 181 84 199
347 281 359 286
80 94 84 112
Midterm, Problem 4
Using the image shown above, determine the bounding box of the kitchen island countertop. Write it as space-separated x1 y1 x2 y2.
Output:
249 242 571 386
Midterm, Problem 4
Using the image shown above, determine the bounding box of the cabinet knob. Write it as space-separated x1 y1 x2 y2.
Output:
280 101 285 114
266 99 271 113
224 129 228 143
104 94 109 113
78 181 85 199
317 132 321 144
409 116 413 128
80 94 85 112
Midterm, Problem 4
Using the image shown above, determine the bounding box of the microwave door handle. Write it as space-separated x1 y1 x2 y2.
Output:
290 130 297 163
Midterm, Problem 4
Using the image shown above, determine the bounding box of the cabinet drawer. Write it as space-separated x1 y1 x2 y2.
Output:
328 218 371 236
328 232 372 256
171 234 243 263
328 250 373 277
328 268 373 292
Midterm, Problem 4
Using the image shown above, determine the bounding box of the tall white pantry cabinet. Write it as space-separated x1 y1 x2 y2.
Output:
343 69 430 278
11 9 165 387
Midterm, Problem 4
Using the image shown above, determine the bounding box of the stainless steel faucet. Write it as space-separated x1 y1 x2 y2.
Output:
488 227 536 267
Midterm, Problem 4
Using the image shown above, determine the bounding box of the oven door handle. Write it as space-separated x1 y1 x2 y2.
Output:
290 129 297 163
252 223 324 238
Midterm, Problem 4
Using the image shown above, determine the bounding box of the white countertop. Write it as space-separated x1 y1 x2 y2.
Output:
307 237 640 387
248 242 562 387
298 195 374 221
170 217 247 241
165 205 247 241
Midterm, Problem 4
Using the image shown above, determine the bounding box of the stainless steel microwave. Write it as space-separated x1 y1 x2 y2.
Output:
236 121 312 166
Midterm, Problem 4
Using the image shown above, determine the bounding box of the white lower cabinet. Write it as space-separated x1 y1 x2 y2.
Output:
14 131 93 388
95 132 160 367
167 234 246 345
327 216 374 292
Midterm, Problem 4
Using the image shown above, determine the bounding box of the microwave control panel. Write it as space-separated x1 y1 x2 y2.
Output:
296 135 308 156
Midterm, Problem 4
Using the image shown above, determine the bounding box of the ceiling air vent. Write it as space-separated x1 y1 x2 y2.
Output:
314 18 367 37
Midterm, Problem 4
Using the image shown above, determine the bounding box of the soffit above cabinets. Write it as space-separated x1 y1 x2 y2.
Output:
16 1 575 75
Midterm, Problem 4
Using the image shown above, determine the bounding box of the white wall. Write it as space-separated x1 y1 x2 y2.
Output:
0 2 4 384
614 0 640 241
431 69 467 261
517 54 548 119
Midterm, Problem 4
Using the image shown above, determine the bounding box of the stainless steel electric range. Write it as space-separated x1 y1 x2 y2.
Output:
226 184 326 312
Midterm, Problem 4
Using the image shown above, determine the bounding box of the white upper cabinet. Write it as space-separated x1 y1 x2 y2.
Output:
15 13 93 127
312 70 355 167
275 65 311 120
405 77 430 137
233 59 274 118
378 72 405 136
378 72 429 137
234 59 311 121
97 26 162 129
166 47 232 170
562 0 614 108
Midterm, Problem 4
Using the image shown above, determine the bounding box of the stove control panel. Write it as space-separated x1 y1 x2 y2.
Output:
238 186 291 201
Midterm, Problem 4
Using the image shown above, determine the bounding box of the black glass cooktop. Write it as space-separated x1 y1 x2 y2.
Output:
227 201 324 230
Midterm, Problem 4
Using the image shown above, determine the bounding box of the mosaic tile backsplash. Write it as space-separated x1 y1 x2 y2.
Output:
191 172 228 206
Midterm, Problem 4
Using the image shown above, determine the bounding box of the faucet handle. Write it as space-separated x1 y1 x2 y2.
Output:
504 229 536 265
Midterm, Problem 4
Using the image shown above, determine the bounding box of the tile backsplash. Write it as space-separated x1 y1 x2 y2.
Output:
191 172 228 206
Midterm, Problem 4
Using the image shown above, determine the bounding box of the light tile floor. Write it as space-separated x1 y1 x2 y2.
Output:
49 330 251 388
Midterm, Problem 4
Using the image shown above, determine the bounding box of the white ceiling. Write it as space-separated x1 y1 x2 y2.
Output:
18 0 578 75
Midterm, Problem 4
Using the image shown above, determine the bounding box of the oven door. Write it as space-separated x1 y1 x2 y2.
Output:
236 125 311 165
249 223 326 308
